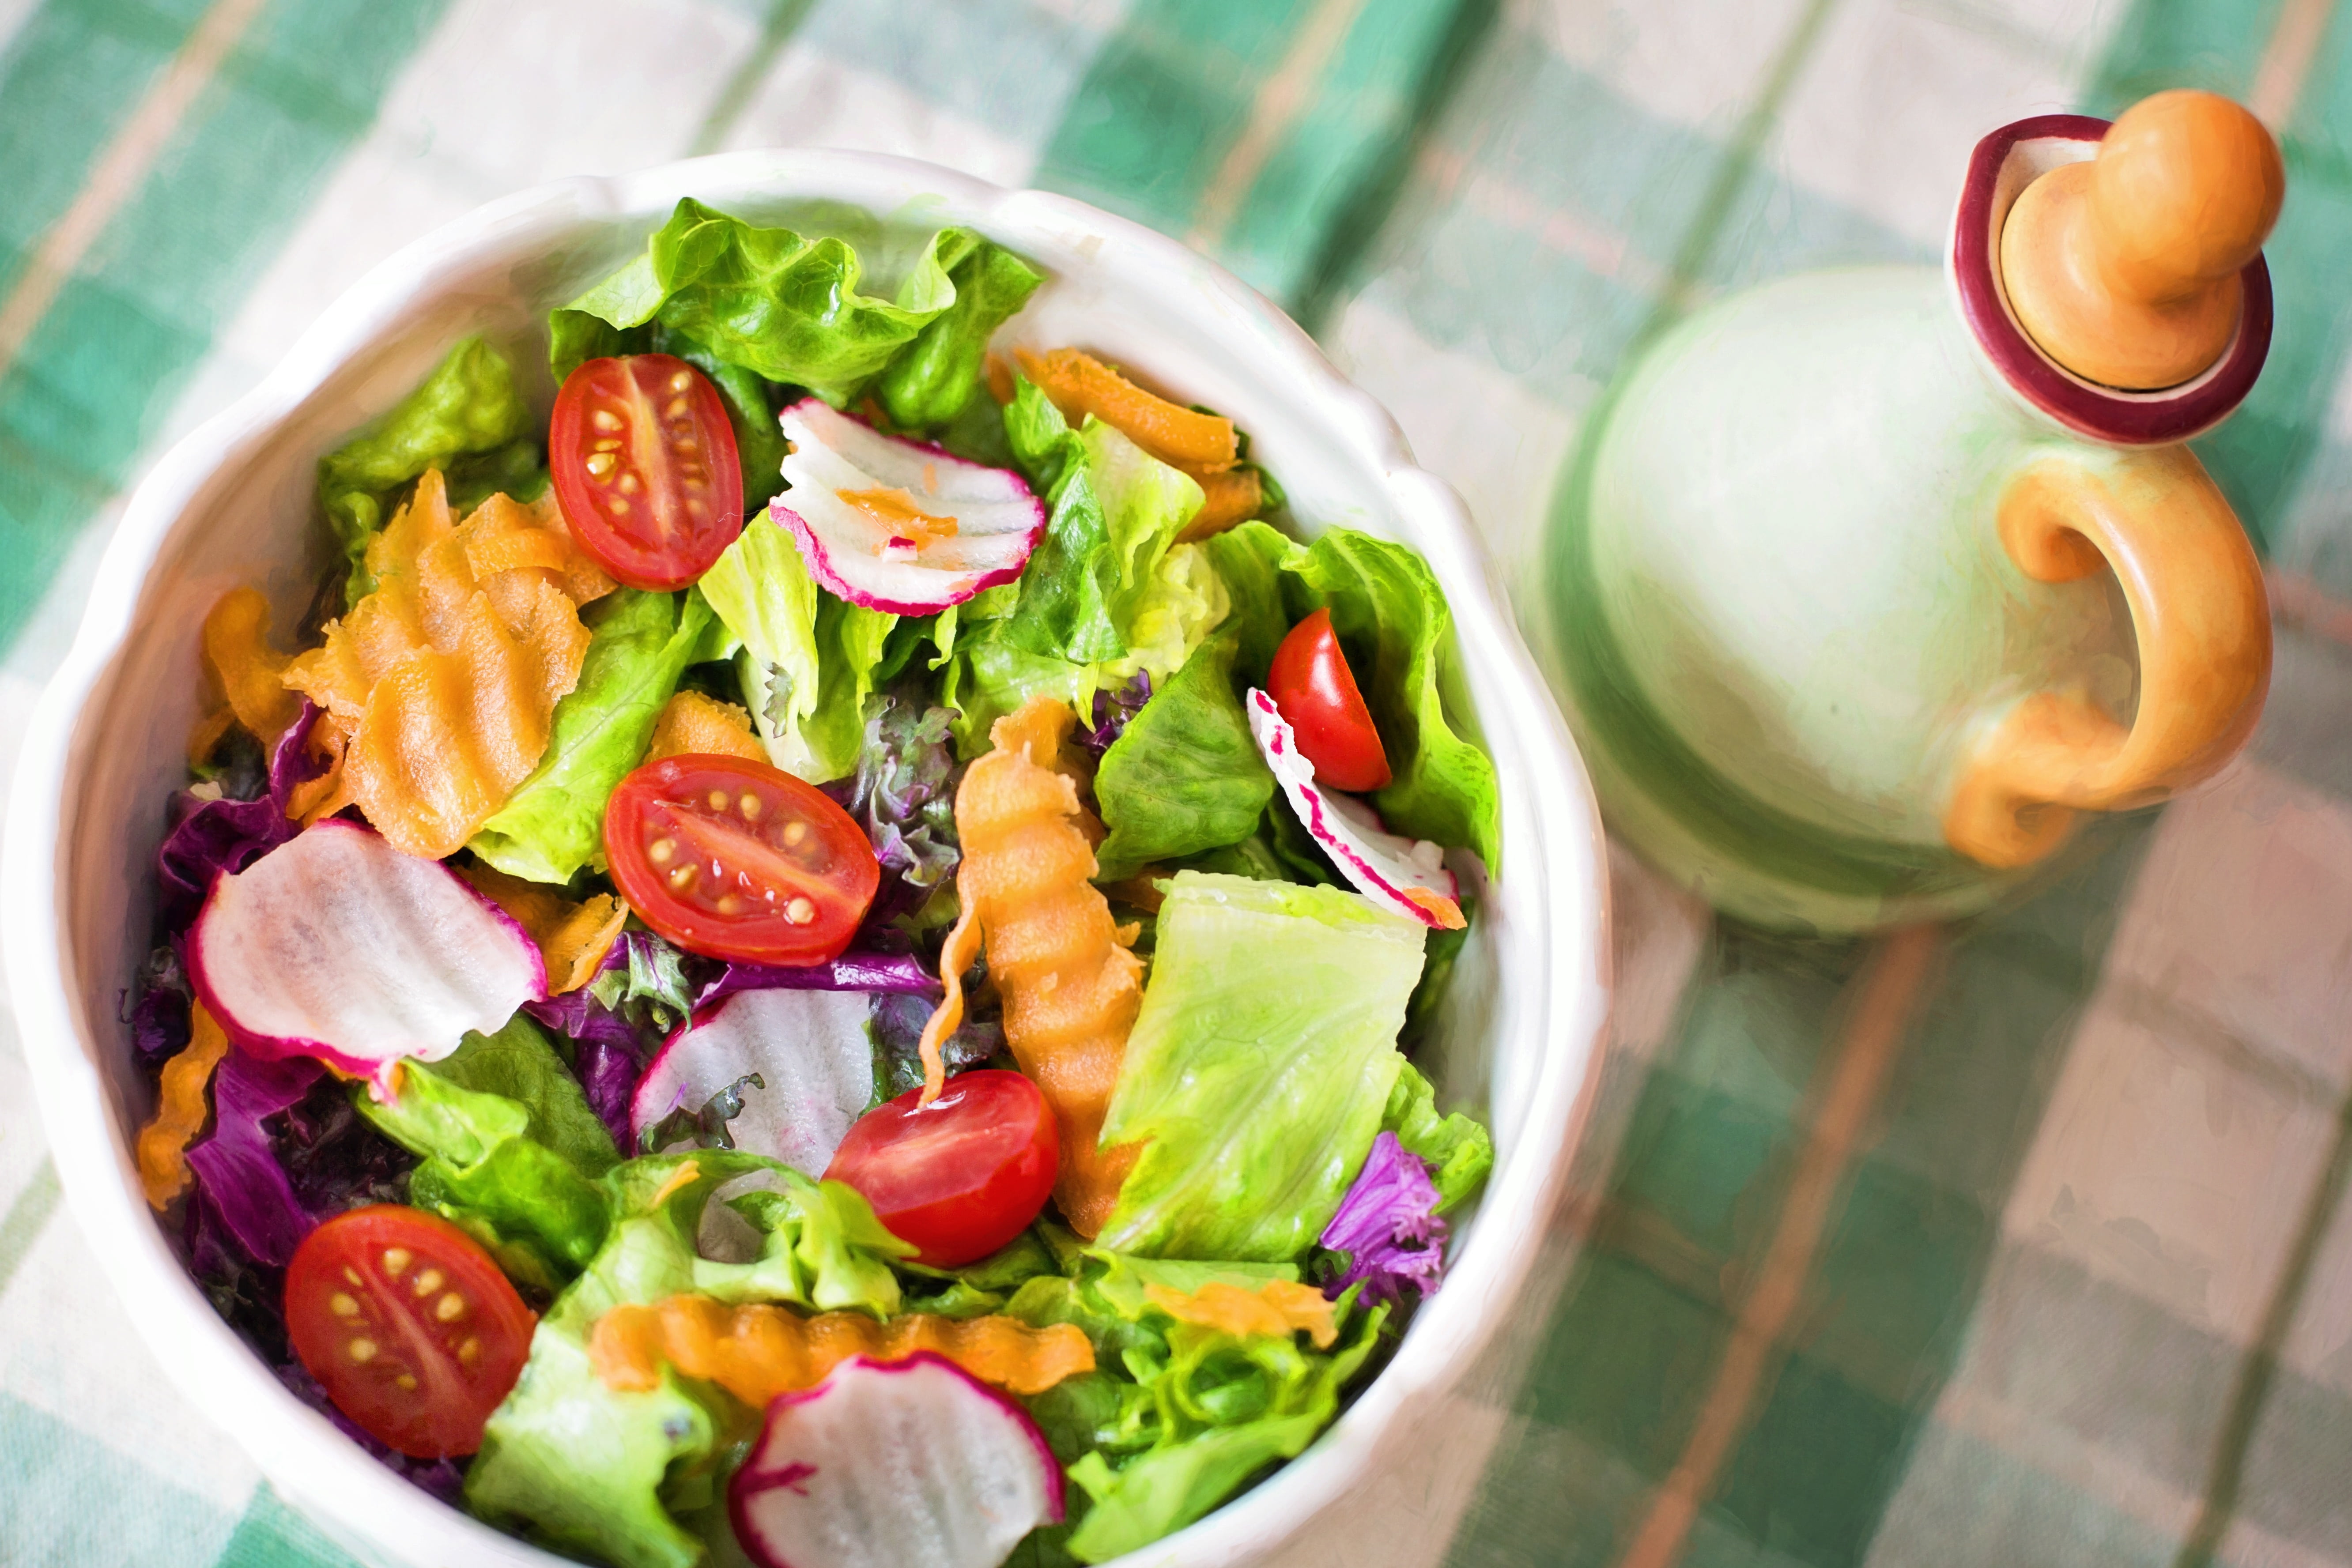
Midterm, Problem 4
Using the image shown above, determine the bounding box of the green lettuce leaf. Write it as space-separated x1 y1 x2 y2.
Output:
700 516 897 783
550 198 979 403
1061 1304 1388 1563
1096 873 1425 1260
873 241 1043 429
317 335 537 604
467 1153 912 1568
1093 632 1272 880
427 1013 620 1178
1205 522 1501 871
469 588 721 883
358 1058 610 1290
1382 1060 1492 1214
1000 388 1205 667
940 631 1100 757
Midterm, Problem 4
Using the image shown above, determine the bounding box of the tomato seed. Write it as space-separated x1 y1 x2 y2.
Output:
396 1374 418 1391
669 369 693 393
784 821 807 847
592 409 623 432
669 865 698 892
413 1268 444 1296
786 897 816 924
381 1248 409 1277
707 790 729 810
739 793 761 819
610 497 632 515
329 1292 359 1317
342 1266 363 1287
585 451 615 479
665 397 689 418
618 472 642 495
349 1338 378 1363
458 1338 481 1364
435 1293 467 1323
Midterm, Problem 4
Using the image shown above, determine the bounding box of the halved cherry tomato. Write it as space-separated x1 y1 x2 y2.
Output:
824 1070 1058 1267
605 752 880 966
284 1206 535 1459
1268 607 1391 791
551 354 744 590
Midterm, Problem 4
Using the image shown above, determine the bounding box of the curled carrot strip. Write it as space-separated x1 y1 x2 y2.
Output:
929 696 1141 1237
202 586 301 743
1143 1279 1338 1349
916 897 982 1107
1015 348 1238 475
138 1003 230 1209
1178 467 1265 541
457 862 627 994
285 710 355 824
589 1295 1095 1404
283 473 615 859
646 690 766 763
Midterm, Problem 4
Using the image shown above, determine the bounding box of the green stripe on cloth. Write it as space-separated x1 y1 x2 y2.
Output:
1443 829 2156 1568
1 1391 243 1563
2092 0 2352 554
1034 0 1482 307
217 1485 366 1568
0 1157 62 1298
0 0 453 655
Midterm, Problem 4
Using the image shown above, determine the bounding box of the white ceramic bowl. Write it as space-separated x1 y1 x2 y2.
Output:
0 151 1609 1568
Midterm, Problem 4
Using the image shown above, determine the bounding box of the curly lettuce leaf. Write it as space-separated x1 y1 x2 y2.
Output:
428 1013 620 1178
550 198 979 404
700 516 897 783
873 240 1042 429
999 383 1205 667
1205 522 1501 871
467 1153 912 1568
1096 873 1425 1261
1093 633 1271 880
317 335 538 605
469 588 723 883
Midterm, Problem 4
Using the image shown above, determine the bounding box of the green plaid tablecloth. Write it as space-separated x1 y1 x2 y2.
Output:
5 0 2352 1564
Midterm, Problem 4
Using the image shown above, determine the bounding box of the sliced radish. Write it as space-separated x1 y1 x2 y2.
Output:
771 399 1045 614
631 988 876 1171
1247 688 1465 931
186 819 546 1092
729 1352 1063 1568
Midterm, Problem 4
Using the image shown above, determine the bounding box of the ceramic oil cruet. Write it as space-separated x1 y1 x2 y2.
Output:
1545 90 2283 933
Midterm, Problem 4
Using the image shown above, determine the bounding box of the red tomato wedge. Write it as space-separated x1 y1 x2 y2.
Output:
605 753 880 966
551 354 744 589
284 1206 535 1459
1267 607 1391 791
825 1070 1058 1267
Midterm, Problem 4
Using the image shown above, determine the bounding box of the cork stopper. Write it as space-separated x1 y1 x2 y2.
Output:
2000 90 2284 391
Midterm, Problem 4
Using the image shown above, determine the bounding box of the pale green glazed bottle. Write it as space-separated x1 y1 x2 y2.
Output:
1545 96 2281 932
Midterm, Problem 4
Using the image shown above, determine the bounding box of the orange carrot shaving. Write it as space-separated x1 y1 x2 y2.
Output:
138 1003 230 1209
283 472 615 859
1015 348 1238 475
202 586 301 743
927 696 1142 1237
646 690 766 763
1142 1279 1338 1349
1402 886 1468 931
916 898 984 1106
590 1295 1095 1402
457 862 628 994
1177 467 1264 541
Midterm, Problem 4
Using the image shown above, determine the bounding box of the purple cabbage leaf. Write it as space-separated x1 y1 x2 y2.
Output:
1317 1131 1448 1306
156 700 328 924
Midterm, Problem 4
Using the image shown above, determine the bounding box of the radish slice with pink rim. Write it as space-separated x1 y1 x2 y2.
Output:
186 818 546 1094
1246 688 1466 931
632 988 875 1171
770 399 1046 615
729 1352 1063 1568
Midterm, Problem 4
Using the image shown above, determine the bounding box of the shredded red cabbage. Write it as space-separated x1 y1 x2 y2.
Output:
696 951 941 1008
1318 1131 1447 1304
156 702 326 923
1078 671 1151 757
184 1049 324 1267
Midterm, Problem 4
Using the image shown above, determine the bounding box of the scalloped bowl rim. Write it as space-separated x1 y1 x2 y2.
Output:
0 149 1610 1568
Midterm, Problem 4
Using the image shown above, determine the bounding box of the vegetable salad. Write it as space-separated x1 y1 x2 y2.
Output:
133 198 1501 1568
